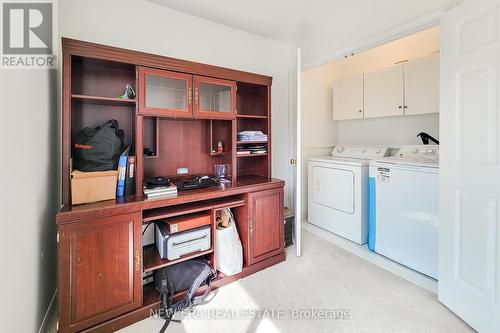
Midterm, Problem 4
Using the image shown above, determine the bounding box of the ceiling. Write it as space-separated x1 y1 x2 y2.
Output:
148 0 451 45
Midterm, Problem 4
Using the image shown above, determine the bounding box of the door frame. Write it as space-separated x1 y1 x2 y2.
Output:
302 9 443 70
296 8 445 258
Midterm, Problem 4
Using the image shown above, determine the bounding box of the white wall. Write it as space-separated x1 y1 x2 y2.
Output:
61 0 294 206
0 67 59 332
300 26 440 219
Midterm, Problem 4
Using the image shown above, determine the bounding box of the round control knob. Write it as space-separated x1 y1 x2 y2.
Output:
376 149 381 153
361 149 366 153
412 148 419 154
425 149 436 155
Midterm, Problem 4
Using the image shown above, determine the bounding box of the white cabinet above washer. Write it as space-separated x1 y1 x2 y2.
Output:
364 64 404 118
404 54 440 116
332 54 440 120
332 74 364 120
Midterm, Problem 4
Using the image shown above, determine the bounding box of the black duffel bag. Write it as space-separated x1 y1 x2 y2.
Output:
73 119 125 172
154 259 216 333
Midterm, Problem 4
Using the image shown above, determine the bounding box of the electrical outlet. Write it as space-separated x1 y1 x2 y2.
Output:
177 167 189 175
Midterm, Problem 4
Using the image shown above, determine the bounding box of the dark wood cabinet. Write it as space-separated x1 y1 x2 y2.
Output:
58 212 142 333
194 75 236 119
138 66 193 118
247 188 284 265
59 39 282 333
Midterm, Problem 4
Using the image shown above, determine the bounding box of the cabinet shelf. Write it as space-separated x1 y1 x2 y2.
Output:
237 140 268 144
237 153 268 158
143 245 213 273
210 151 228 156
71 94 136 105
142 197 245 222
237 114 268 119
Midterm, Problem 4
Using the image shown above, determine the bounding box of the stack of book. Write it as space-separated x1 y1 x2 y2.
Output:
143 183 178 199
237 144 268 156
237 131 268 142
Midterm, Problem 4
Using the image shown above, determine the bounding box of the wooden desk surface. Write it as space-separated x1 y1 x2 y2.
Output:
56 176 285 223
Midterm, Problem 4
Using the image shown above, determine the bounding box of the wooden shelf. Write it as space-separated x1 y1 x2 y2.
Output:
237 114 268 119
237 140 268 144
143 245 214 273
210 151 228 156
142 196 245 222
71 94 136 105
237 153 268 158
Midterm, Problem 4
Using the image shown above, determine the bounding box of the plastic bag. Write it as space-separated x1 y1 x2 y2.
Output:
215 209 243 276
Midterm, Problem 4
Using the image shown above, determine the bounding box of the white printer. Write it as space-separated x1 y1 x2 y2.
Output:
155 223 211 260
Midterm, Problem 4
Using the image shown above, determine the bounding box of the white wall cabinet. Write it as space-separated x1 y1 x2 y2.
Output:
404 54 440 115
332 74 364 120
332 54 439 120
364 64 404 118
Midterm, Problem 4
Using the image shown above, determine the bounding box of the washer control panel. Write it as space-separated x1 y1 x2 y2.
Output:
396 145 439 164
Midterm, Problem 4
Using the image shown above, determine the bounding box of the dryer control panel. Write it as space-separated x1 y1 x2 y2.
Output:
332 146 390 159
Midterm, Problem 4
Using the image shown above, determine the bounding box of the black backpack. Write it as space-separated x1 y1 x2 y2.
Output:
73 119 125 172
154 259 216 333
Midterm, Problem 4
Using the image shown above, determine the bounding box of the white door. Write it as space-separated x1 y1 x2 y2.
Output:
311 166 354 213
364 64 404 118
332 74 364 120
439 0 500 332
404 54 440 115
295 48 302 257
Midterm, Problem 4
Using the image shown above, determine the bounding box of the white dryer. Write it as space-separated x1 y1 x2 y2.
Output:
308 146 390 244
368 145 439 279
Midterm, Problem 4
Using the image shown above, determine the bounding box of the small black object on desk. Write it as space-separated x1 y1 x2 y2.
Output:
176 176 219 191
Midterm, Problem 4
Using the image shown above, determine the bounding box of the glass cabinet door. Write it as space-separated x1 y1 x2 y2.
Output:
194 76 236 119
138 67 193 117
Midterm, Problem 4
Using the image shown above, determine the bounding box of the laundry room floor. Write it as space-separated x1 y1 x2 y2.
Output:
46 230 473 333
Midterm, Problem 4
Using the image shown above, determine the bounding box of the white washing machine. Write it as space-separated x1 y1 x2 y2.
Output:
368 145 439 279
308 146 390 244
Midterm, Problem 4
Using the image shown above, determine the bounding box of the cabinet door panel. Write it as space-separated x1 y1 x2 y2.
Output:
138 66 193 117
194 76 236 119
58 212 142 333
248 188 284 265
332 74 364 120
404 54 440 115
364 64 404 118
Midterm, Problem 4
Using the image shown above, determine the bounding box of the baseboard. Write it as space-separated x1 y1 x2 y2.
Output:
302 221 438 294
38 289 57 333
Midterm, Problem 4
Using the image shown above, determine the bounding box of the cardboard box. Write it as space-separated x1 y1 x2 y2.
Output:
164 212 211 233
71 170 118 205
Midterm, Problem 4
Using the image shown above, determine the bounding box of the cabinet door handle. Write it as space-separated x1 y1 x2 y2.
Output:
188 87 192 104
194 87 199 104
135 249 141 272
249 218 254 238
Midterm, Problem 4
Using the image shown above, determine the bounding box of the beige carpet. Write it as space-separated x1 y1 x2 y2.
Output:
115 229 473 333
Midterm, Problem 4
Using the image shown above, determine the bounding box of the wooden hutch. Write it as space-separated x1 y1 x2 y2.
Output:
56 39 285 333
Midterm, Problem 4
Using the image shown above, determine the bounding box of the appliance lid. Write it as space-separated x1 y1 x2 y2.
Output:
373 145 439 168
331 145 390 159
